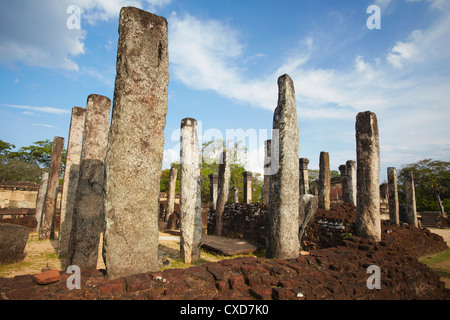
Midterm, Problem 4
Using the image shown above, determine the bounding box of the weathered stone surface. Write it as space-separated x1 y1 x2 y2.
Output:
232 187 239 203
39 136 64 240
299 158 309 195
0 224 30 264
208 173 218 212
404 170 418 227
339 164 348 202
298 194 318 246
243 171 252 204
58 106 86 257
33 270 60 285
35 172 48 233
387 167 400 225
266 74 300 259
215 151 230 236
68 95 111 269
164 165 178 224
318 152 330 210
103 7 168 279
262 140 271 206
346 160 356 206
355 111 381 242
180 118 202 264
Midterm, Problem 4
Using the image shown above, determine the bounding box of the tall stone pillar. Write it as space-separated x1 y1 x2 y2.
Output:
215 151 230 236
68 94 111 269
262 139 271 206
355 111 381 242
266 74 300 259
58 107 86 257
39 136 64 240
299 158 310 195
180 118 202 264
405 170 418 227
339 164 348 202
103 7 169 279
346 160 357 206
165 165 178 224
35 172 49 234
208 173 218 213
243 171 253 204
318 152 330 210
387 167 399 225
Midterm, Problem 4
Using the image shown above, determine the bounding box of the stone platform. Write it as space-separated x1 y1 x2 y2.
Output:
201 235 262 256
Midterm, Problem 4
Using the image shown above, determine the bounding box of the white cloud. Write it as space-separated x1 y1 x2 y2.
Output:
32 123 60 129
2 104 70 115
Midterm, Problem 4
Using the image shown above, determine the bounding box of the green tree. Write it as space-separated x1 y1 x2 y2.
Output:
399 159 450 214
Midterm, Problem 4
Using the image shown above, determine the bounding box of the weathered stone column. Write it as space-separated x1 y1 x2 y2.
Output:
243 171 253 204
355 111 381 242
215 151 230 236
165 165 178 224
35 172 49 234
39 136 64 240
387 167 399 225
346 160 357 206
318 152 331 210
232 187 239 203
339 164 348 202
180 118 202 264
58 106 86 257
68 94 111 269
299 158 310 195
208 173 218 213
266 74 300 259
262 139 271 206
103 7 169 279
404 170 418 227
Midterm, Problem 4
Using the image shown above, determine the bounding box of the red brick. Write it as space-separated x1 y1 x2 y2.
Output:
33 270 61 285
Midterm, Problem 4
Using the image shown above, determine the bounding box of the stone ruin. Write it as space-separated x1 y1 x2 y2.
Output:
1 6 448 301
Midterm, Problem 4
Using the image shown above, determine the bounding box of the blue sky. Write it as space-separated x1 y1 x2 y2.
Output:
1 0 450 182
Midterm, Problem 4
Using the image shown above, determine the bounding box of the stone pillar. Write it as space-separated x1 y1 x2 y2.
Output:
165 165 178 224
68 94 111 269
266 74 300 259
405 170 418 227
58 107 86 257
346 160 357 206
387 167 399 225
103 7 168 279
339 164 348 202
179 118 202 264
299 158 310 195
39 136 64 240
355 111 381 242
262 139 271 206
233 187 239 203
318 152 330 210
35 172 49 234
243 171 253 204
380 183 388 200
208 173 218 213
215 151 230 236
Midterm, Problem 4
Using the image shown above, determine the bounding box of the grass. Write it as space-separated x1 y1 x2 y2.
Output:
420 248 450 288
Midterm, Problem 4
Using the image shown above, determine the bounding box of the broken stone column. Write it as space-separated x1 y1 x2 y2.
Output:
318 152 331 210
298 194 318 247
266 74 300 259
346 160 357 206
208 173 218 213
232 187 239 203
165 165 178 225
58 106 86 257
39 136 64 240
103 7 168 279
387 167 400 225
355 111 381 242
404 170 418 227
68 94 111 269
262 139 271 206
179 118 202 264
299 158 310 195
215 151 230 236
243 171 253 204
339 164 348 202
35 172 49 234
